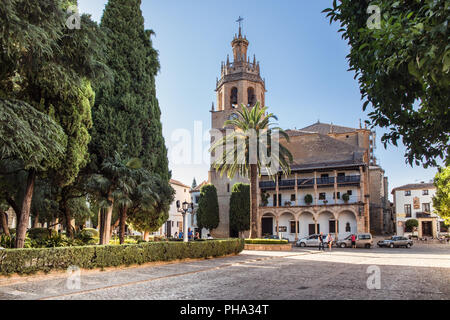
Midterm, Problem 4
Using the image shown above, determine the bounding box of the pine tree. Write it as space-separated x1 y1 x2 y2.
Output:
192 178 198 189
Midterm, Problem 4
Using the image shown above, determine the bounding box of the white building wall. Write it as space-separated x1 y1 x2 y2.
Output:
394 187 438 235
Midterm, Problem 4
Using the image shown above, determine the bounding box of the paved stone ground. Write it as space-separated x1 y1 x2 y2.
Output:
0 245 449 300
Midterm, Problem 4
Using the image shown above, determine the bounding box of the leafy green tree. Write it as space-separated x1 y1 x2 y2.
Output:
324 0 449 167
127 174 175 237
433 166 450 223
230 183 250 238
0 99 67 248
210 103 293 238
196 184 220 232
0 0 107 247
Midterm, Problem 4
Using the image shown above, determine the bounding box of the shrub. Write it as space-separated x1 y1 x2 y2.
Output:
0 239 244 275
27 228 57 240
405 219 419 232
304 194 313 205
81 228 99 238
342 193 350 202
245 239 289 245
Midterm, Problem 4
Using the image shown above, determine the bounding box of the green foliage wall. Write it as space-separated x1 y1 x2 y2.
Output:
230 183 250 235
197 184 220 231
0 239 244 275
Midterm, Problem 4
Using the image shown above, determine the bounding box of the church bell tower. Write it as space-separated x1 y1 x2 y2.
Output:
212 22 266 129
209 21 266 238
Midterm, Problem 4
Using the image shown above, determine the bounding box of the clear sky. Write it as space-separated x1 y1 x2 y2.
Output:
78 0 440 197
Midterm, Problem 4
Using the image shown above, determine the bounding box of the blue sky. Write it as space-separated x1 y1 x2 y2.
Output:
78 0 440 197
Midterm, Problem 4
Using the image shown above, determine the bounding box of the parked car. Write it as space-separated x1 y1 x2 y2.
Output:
336 233 373 249
377 236 413 248
264 235 280 240
296 234 332 247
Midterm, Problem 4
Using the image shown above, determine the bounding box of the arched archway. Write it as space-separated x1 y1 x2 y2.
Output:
317 211 336 236
247 87 256 106
230 87 238 108
298 211 315 239
279 212 296 242
338 210 357 239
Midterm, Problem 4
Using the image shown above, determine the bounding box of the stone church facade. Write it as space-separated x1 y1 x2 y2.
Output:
208 27 390 240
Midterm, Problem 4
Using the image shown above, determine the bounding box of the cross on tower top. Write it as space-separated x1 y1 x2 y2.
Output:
236 16 244 28
236 16 244 36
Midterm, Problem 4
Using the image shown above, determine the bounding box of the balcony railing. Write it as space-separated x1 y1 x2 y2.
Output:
259 175 361 190
337 175 361 183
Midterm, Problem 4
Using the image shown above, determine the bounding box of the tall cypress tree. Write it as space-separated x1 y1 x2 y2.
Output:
90 0 170 243
91 0 169 179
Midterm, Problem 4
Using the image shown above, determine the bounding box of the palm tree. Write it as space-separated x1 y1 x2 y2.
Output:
210 102 293 239
88 153 147 245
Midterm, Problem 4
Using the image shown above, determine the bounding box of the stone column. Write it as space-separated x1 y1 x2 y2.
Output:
276 175 279 207
295 217 299 241
276 216 279 238
314 171 318 206
334 170 338 205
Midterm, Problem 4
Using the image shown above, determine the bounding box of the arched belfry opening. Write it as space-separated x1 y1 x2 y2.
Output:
230 87 238 108
247 87 256 107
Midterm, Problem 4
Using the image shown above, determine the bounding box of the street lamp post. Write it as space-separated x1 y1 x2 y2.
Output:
177 200 194 243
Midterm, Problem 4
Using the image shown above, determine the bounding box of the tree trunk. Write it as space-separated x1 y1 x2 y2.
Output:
61 193 74 239
110 218 120 238
249 164 258 239
99 193 113 245
0 210 10 236
143 231 149 241
32 210 39 228
15 169 36 248
6 197 21 225
119 206 127 245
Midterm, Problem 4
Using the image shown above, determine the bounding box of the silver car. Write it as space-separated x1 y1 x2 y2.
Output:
377 236 413 248
296 234 331 247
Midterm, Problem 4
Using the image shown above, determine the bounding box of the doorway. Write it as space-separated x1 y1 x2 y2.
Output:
262 217 273 236
422 221 432 237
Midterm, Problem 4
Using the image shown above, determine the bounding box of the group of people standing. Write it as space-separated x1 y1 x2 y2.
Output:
174 228 199 240
318 232 357 251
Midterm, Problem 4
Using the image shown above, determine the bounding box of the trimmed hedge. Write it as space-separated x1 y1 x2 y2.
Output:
245 239 289 245
0 239 244 276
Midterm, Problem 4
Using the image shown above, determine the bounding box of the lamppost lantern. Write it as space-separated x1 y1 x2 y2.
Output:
177 200 194 243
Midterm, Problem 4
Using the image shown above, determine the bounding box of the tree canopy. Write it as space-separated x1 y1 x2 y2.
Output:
324 0 449 168
433 166 450 224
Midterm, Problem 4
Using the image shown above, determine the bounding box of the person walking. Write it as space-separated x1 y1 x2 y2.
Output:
174 232 178 239
327 233 333 251
318 232 325 251
188 228 193 241
351 234 357 248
